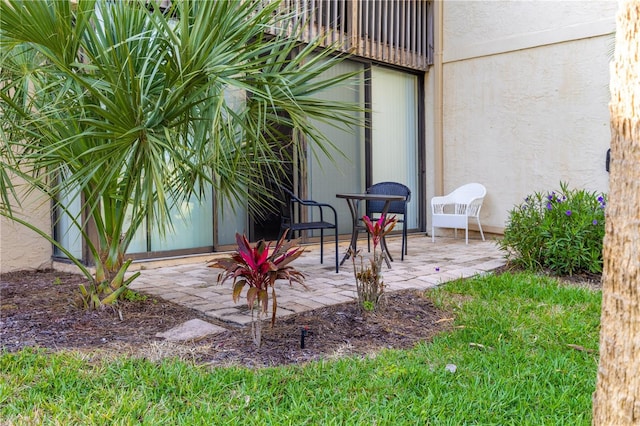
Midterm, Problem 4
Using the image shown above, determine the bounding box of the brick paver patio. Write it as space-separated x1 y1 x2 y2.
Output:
128 234 506 327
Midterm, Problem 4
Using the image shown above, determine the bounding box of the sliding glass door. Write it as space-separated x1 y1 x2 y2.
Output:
370 65 419 231
307 62 420 235
54 62 421 261
308 60 365 235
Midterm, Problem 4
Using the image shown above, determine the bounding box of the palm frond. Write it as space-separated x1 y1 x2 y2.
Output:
0 0 364 283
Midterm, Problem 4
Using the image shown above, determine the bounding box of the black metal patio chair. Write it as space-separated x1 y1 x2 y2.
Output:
279 187 339 273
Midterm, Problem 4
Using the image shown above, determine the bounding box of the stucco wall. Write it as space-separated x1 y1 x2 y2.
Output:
0 180 52 273
431 0 617 231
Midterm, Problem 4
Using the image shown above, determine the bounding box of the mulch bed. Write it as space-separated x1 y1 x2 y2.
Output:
1 269 453 368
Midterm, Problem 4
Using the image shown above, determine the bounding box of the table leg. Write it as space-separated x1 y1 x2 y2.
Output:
339 198 360 266
379 200 393 268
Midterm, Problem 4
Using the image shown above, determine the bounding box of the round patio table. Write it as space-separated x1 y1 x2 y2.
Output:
335 193 407 268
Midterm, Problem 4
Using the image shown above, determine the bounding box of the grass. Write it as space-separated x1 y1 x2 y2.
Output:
0 271 601 425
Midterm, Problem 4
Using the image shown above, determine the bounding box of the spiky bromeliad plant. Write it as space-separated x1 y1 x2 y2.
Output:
351 214 397 312
208 232 306 346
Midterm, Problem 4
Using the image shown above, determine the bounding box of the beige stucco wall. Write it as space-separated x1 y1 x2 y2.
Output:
0 178 52 273
426 0 617 233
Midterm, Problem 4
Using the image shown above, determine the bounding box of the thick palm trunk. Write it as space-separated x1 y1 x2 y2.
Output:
592 1 640 424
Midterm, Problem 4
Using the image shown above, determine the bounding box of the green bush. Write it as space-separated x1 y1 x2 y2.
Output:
499 182 607 275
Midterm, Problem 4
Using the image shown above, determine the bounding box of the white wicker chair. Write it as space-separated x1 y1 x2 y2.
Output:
431 183 486 244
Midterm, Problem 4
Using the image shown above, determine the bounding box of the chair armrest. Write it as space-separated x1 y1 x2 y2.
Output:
287 192 338 225
431 195 456 214
431 194 455 205
465 196 485 217
290 194 335 212
294 198 331 208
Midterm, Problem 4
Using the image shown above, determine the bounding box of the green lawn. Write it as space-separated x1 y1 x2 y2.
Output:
0 272 601 425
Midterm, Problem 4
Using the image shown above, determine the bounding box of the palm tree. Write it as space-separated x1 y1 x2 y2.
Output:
0 0 362 308
592 0 640 423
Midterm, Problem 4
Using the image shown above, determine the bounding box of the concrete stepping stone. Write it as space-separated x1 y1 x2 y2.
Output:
156 318 227 342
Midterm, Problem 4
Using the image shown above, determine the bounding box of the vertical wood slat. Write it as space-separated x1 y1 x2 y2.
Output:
317 0 324 41
427 1 433 65
381 0 387 61
401 0 407 66
412 1 417 62
394 0 398 64
308 0 312 39
339 0 343 47
305 0 312 41
362 0 370 59
385 0 391 64
350 0 358 53
376 0 381 62
417 0 423 63
335 0 340 45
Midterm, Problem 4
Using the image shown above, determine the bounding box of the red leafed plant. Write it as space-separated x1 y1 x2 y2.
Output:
351 214 397 312
363 214 397 249
207 231 306 346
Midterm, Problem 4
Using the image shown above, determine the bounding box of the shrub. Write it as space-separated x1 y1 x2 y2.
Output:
207 232 305 346
498 182 606 275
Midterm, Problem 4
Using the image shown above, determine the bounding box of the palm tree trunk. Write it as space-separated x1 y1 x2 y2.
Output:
592 1 640 424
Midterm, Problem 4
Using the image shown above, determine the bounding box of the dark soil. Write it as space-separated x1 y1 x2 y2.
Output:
1 269 455 368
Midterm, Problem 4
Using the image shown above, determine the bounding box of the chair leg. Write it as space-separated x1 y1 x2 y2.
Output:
432 226 435 242
401 225 407 260
320 230 324 264
403 218 408 256
477 218 485 241
283 227 292 241
465 226 468 244
334 230 339 273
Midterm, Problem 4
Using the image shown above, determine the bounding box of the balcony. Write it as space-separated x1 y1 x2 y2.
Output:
268 0 433 72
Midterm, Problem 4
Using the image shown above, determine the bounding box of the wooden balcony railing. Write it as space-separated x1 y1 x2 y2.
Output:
267 0 433 72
